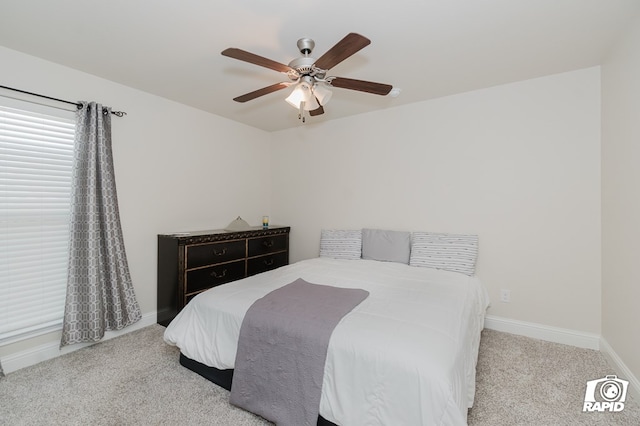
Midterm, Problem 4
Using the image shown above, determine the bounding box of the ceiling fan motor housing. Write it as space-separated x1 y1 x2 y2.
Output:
287 38 328 80
287 56 317 77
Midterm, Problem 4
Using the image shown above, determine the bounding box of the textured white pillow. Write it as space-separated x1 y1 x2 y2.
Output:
319 229 362 260
409 232 479 276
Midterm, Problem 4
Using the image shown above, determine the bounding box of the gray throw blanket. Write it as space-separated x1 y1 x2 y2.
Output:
230 278 369 426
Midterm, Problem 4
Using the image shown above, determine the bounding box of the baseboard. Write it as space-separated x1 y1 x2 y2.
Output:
599 337 640 403
1 311 157 374
484 315 600 350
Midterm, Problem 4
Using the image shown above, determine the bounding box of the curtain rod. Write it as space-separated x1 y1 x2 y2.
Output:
0 85 127 117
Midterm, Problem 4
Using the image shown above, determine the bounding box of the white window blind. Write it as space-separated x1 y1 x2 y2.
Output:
0 101 75 342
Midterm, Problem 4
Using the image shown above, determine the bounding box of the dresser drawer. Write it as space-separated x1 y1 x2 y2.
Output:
248 234 288 257
186 260 245 293
187 240 246 269
247 251 288 276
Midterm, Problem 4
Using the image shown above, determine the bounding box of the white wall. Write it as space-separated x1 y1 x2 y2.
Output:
601 14 640 386
0 46 271 360
271 67 602 333
0 45 609 373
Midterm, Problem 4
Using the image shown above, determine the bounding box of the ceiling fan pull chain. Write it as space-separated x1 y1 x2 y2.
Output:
299 101 306 123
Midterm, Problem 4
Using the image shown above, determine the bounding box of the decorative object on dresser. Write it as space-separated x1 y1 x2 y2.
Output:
224 216 251 232
157 226 290 326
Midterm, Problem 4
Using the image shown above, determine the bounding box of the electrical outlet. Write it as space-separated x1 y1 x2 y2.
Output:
500 289 511 303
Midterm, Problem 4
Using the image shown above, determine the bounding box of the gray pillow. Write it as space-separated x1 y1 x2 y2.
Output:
361 228 411 264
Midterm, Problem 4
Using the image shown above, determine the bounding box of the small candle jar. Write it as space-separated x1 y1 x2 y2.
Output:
262 216 269 229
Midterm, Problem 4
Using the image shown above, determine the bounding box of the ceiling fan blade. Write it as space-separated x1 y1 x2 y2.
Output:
314 33 371 71
309 104 324 116
233 82 291 103
222 48 296 74
328 77 393 95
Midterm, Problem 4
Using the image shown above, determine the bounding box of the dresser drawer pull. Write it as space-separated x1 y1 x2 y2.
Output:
263 259 274 266
262 240 274 248
213 248 227 256
210 269 227 279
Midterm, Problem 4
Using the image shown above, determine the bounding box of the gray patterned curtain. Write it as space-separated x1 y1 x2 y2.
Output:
60 102 141 347
0 360 4 378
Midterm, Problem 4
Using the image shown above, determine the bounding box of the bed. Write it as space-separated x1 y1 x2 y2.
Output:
164 244 490 425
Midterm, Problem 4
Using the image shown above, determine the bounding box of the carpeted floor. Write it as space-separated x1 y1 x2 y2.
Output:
468 330 639 425
0 325 638 425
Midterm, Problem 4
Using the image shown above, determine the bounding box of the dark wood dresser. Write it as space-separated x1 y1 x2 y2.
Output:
157 226 290 326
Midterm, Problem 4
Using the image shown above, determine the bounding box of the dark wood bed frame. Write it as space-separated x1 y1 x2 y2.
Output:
179 353 338 426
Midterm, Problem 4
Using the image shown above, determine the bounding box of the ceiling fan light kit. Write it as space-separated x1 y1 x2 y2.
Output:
221 33 393 123
313 83 333 106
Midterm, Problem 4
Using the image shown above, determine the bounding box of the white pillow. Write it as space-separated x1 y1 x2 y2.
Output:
410 232 478 276
319 229 362 260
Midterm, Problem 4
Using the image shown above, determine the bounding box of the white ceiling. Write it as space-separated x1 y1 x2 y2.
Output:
1 1 639 132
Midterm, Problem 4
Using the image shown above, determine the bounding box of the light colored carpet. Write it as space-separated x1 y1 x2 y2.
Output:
468 329 639 425
0 325 637 425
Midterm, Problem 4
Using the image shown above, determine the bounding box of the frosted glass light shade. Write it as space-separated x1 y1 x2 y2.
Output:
285 85 307 108
313 83 333 106
285 82 319 111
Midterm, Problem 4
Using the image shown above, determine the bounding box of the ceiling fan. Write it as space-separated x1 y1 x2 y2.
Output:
221 33 393 122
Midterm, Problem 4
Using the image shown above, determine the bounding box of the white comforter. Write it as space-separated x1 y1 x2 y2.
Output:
164 257 490 426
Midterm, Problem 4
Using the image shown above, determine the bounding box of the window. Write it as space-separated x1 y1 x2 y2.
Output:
0 99 75 343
